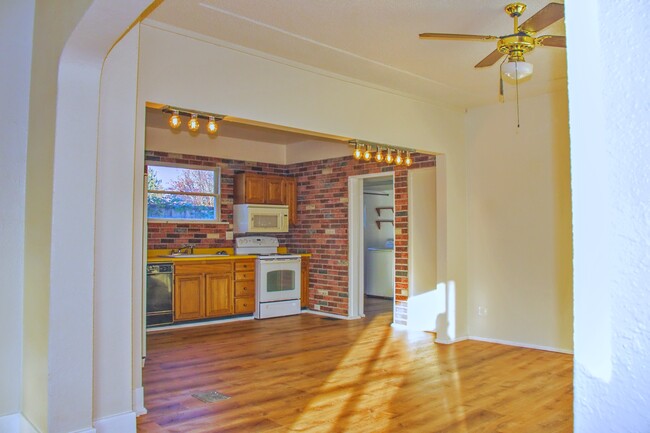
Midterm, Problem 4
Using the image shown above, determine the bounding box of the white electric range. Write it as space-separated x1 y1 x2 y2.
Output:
235 236 302 319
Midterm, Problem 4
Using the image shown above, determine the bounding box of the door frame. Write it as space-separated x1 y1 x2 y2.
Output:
347 172 395 320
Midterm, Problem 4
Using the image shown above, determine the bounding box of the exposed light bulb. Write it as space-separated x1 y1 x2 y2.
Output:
374 147 384 163
404 151 413 167
363 145 372 161
395 150 403 166
188 114 200 132
207 116 218 134
353 144 363 160
168 111 181 129
385 149 394 164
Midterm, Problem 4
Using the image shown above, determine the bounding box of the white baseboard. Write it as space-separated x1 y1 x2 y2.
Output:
94 411 136 433
0 413 39 433
435 335 469 345
468 336 574 354
147 315 254 332
133 387 147 416
303 309 357 320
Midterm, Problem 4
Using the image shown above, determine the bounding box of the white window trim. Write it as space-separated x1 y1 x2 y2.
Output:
146 161 224 224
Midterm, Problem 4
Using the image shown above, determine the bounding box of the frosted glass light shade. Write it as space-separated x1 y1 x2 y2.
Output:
501 61 533 80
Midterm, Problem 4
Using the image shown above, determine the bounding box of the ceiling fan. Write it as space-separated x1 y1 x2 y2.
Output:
419 2 566 82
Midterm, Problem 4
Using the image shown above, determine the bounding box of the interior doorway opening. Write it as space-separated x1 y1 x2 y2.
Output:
348 173 395 322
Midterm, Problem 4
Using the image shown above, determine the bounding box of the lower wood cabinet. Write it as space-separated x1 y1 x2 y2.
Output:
174 261 234 322
301 256 310 308
234 260 256 314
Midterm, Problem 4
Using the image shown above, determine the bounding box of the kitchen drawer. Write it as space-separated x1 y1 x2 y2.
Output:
235 281 254 297
235 271 255 281
235 297 255 314
175 262 232 275
235 261 255 271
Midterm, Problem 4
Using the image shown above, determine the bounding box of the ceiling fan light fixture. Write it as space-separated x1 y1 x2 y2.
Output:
501 60 533 81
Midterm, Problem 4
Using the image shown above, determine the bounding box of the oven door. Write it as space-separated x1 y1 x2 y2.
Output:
256 258 301 302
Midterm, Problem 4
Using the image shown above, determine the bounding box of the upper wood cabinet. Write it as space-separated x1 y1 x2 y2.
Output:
234 173 297 224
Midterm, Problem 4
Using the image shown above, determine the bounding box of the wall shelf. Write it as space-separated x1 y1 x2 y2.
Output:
375 219 394 229
375 206 394 217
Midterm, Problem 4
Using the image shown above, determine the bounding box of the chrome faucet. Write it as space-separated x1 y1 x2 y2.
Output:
174 244 195 255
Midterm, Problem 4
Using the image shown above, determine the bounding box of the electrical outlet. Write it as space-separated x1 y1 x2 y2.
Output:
225 231 233 240
478 306 488 316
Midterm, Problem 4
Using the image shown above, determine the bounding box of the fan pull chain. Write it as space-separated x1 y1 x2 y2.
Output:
515 62 521 128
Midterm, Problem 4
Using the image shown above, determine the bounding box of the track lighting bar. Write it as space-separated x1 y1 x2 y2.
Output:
162 105 225 122
349 139 414 167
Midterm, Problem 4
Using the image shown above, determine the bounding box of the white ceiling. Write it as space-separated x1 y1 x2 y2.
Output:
145 0 567 110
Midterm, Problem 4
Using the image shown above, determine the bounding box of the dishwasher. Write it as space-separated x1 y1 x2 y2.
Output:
146 262 174 327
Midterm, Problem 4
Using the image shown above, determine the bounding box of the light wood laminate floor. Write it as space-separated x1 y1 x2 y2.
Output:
138 304 572 432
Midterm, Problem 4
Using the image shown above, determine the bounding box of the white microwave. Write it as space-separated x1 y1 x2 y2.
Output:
233 204 289 233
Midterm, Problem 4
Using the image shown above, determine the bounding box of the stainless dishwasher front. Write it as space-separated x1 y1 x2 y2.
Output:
146 262 174 327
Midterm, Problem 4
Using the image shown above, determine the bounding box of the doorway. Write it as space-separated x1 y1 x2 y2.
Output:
347 172 395 321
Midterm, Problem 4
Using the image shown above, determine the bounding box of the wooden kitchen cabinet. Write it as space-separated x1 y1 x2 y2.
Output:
234 173 297 224
301 256 310 308
174 274 204 321
283 177 297 225
173 261 234 321
234 260 256 314
205 273 233 317
265 177 285 204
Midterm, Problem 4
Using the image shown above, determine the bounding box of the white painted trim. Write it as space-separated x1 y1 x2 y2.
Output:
133 387 147 416
0 413 39 433
348 172 396 321
468 336 574 355
93 411 136 433
305 309 360 320
435 335 469 345
146 315 254 333
71 428 96 433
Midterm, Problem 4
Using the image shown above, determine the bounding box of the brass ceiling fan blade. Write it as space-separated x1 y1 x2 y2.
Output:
538 35 566 48
519 2 564 33
419 33 498 41
475 49 505 68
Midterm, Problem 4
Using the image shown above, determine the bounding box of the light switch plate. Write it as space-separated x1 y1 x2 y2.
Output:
225 231 233 240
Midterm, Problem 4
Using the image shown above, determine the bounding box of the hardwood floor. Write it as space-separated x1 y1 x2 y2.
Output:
138 307 572 432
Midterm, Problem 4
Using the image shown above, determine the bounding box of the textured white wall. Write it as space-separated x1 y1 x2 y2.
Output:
0 0 34 418
94 25 140 423
566 1 650 431
465 90 573 352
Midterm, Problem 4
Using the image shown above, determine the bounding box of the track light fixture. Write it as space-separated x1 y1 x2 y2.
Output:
207 116 219 134
405 151 413 167
363 145 372 161
168 110 181 129
349 140 417 168
162 106 225 135
374 147 384 163
188 114 200 132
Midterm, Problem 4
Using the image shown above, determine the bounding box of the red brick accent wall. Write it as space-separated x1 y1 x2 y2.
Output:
285 153 435 324
145 150 435 325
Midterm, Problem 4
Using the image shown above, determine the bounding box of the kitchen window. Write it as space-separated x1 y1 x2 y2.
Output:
147 163 221 222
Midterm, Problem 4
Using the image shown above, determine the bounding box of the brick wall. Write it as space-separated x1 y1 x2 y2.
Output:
145 150 435 325
285 153 435 324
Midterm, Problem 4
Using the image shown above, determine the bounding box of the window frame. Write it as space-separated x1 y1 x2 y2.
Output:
146 162 224 224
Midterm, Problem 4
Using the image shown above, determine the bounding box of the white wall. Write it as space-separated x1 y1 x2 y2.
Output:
363 189 394 250
465 90 573 352
137 22 468 339
566 1 650 431
0 0 34 418
407 167 442 331
94 25 140 425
